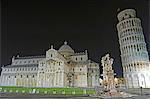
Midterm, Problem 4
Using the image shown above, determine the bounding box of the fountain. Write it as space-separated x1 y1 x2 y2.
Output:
92 54 136 98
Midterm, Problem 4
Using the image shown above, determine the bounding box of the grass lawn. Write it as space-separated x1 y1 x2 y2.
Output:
143 88 150 90
0 86 95 95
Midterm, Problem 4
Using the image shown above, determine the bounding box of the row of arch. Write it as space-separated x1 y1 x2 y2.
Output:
121 52 148 64
120 34 144 45
117 18 141 31
124 73 150 88
123 62 149 72
119 27 142 38
71 55 87 62
3 67 37 72
121 43 146 54
40 61 63 67
1 74 36 79
125 74 141 88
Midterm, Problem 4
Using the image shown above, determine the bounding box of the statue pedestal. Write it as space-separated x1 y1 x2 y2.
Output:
110 89 117 93
93 89 136 98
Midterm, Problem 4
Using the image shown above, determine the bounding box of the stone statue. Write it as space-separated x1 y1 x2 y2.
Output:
101 54 116 92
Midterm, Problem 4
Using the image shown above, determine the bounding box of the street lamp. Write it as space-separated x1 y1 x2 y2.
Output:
114 78 118 83
114 77 118 88
99 78 103 85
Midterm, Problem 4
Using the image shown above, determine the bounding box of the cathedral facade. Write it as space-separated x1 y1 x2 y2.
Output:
0 41 100 88
117 9 150 88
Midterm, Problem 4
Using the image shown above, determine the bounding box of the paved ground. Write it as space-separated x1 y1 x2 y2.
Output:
1 88 150 99
124 88 150 95
0 93 150 99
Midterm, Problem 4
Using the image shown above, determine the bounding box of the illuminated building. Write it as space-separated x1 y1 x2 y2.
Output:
0 41 99 87
117 9 150 88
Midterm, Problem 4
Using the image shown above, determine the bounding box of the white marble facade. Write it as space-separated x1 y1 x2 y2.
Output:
0 41 99 88
117 9 150 88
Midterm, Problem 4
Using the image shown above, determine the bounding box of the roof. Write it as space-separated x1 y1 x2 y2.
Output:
4 64 38 68
73 61 89 65
15 55 46 59
73 53 86 56
70 60 98 65
58 41 74 53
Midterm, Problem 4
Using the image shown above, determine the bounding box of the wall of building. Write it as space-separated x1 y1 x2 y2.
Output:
0 66 38 87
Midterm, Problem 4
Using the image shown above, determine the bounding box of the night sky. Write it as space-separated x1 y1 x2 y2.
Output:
1 0 150 77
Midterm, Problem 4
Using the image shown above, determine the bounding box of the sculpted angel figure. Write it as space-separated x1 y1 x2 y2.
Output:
101 54 114 72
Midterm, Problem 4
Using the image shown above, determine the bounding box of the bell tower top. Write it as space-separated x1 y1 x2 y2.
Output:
117 9 136 21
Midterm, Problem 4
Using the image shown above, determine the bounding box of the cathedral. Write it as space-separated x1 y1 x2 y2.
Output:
0 41 100 87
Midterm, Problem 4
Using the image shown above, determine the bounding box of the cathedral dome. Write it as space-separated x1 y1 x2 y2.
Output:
58 41 74 55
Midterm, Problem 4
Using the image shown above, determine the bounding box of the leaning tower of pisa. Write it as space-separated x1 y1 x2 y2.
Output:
117 9 150 88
